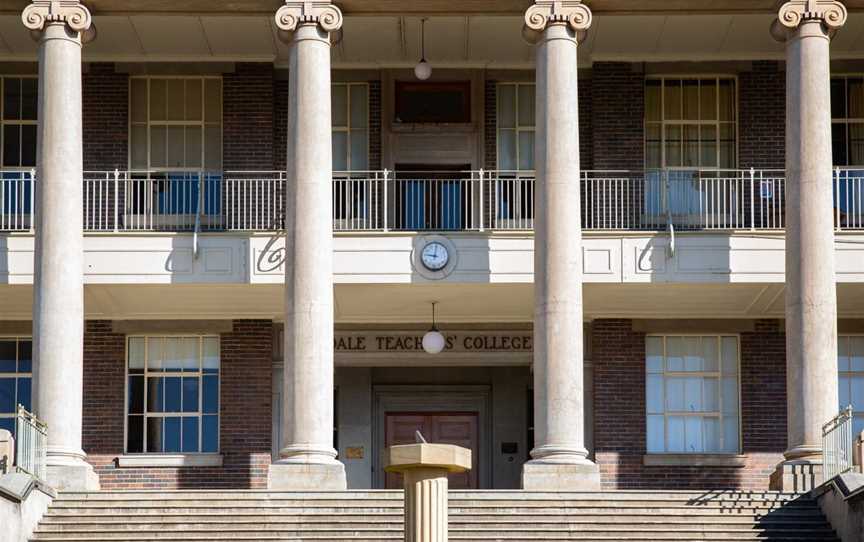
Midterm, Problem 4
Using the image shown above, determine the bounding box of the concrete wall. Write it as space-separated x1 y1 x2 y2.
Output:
0 475 53 542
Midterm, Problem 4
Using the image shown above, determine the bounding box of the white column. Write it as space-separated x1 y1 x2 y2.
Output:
22 0 98 491
770 0 847 492
521 0 599 491
269 0 346 490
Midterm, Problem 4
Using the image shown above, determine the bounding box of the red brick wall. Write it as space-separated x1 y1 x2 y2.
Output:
84 320 273 489
591 63 644 171
739 61 785 169
592 318 786 490
223 63 274 171
82 63 128 172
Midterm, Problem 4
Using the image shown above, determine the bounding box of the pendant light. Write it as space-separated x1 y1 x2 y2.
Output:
422 302 445 354
414 18 432 81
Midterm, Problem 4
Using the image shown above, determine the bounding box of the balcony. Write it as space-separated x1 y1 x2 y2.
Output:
1 168 863 234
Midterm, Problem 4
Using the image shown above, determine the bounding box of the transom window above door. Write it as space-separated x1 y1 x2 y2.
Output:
645 77 737 170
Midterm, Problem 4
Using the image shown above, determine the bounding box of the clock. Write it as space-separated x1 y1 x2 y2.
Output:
420 241 450 271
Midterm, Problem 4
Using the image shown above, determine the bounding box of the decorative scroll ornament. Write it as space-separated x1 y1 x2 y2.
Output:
22 0 92 33
772 0 847 41
275 1 343 34
523 0 592 43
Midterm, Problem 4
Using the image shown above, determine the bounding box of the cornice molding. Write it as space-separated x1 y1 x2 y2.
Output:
275 1 343 34
771 0 847 41
523 0 592 43
22 0 91 33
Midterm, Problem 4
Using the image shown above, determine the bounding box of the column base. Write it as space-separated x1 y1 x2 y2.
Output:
769 460 823 493
268 462 347 490
521 460 601 491
47 462 100 491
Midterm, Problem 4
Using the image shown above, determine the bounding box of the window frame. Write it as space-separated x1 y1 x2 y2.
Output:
830 74 864 167
331 82 370 174
837 333 864 434
0 76 38 171
496 81 536 174
123 334 221 455
644 75 740 171
127 75 224 173
0 336 33 436
645 333 742 455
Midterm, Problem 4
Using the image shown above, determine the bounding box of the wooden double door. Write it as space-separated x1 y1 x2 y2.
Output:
384 411 479 489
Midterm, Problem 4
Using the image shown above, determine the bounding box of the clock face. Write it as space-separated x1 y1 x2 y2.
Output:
421 242 449 271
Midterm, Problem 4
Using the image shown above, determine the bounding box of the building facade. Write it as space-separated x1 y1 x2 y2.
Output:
0 0 863 492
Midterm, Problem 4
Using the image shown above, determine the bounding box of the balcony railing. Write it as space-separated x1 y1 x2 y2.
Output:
823 406 856 482
2 167 864 234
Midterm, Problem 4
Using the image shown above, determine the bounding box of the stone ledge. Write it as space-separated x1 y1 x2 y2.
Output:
643 454 747 467
117 454 224 468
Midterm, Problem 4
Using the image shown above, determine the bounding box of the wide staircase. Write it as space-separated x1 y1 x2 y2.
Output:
30 490 838 541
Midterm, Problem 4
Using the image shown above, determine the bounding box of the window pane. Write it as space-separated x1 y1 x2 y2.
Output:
166 79 185 121
852 376 864 411
203 337 219 373
665 125 682 167
703 378 719 412
127 415 144 453
685 416 704 452
498 85 516 129
17 378 30 411
683 80 699 121
498 130 516 171
21 78 36 120
0 378 13 413
164 417 181 452
518 131 534 171
683 125 699 167
666 337 684 371
147 376 164 412
18 341 31 373
332 85 348 127
350 85 368 128
722 337 738 374
185 79 203 121
645 80 661 122
3 78 20 120
182 377 199 413
684 377 703 412
349 130 368 171
0 418 13 435
182 416 199 453
666 377 684 411
164 377 182 412
833 123 849 167
849 78 864 119
129 337 145 372
186 127 203 169
150 126 167 168
202 414 218 452
851 337 864 371
840 376 851 409
719 80 735 121
646 336 664 373
722 376 738 415
701 337 719 372
21 125 36 167
839 336 851 371
182 338 199 372
832 78 847 119
203 375 219 414
850 123 864 166
204 79 222 123
646 414 664 452
149 79 167 121
131 79 148 123
332 132 348 171
146 417 163 452
3 125 20 167
128 375 144 414
665 80 682 120
131 125 148 170
700 79 717 121
719 123 736 168
704 417 720 452
723 415 739 453
162 338 183 372
204 125 222 170
646 124 662 169
682 337 701 372
518 84 536 126
667 416 685 452
0 341 16 372
166 126 185 168
700 124 717 168
646 374 664 414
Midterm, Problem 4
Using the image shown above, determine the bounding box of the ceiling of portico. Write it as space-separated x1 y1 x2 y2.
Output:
1 11 863 65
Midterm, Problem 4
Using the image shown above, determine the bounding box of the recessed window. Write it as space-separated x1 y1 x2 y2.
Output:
0 338 32 437
838 335 864 436
497 83 535 172
1 77 37 169
332 83 369 172
646 335 740 454
126 336 220 454
394 81 471 124
831 76 864 167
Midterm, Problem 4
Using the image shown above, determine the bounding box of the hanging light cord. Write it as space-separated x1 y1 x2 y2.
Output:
431 301 438 331
420 18 427 62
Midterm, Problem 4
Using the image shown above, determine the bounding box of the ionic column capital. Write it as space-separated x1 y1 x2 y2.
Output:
523 0 592 43
275 1 343 35
22 0 91 33
771 0 847 41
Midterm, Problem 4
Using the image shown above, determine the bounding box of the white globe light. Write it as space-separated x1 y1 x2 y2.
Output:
422 330 445 354
414 60 432 81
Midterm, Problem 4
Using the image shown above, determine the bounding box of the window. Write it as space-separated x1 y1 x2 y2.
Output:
646 335 740 454
831 76 864 167
394 81 471 124
1 77 37 220
838 336 864 436
128 77 223 216
0 338 32 437
497 83 535 172
126 336 220 454
332 83 368 172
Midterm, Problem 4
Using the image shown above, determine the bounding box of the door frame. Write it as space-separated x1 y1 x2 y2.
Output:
372 385 492 489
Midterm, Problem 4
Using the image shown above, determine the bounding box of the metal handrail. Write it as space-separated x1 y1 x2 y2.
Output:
823 405 855 482
15 404 47 481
